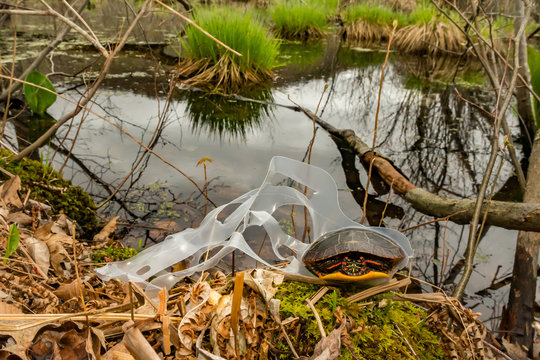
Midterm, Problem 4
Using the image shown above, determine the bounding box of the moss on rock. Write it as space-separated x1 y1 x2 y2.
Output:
275 281 444 359
0 150 99 236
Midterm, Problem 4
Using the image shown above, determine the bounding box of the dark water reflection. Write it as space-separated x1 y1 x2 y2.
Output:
181 88 273 140
2 36 523 326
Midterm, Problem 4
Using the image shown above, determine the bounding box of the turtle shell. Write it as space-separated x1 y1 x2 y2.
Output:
302 228 406 281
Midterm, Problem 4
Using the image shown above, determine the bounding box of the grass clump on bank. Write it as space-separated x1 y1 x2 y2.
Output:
269 0 333 40
394 5 465 55
176 6 279 93
341 3 407 43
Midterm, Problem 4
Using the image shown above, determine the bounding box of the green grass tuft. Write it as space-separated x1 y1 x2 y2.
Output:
183 6 278 73
178 6 278 91
408 5 438 25
269 0 332 40
342 3 408 26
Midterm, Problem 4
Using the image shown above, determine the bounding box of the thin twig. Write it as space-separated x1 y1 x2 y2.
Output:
39 0 108 56
453 3 531 300
306 299 326 338
72 223 87 314
361 21 397 224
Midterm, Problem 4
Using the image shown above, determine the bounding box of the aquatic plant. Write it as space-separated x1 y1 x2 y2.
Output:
269 0 329 40
341 3 407 43
177 6 279 92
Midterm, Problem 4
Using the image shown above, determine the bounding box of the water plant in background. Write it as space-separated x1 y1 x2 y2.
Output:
23 71 57 116
268 0 330 40
341 2 407 44
176 6 279 93
394 4 465 55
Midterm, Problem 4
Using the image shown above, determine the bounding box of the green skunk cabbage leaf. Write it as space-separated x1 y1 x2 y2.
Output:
3 223 20 264
23 71 57 115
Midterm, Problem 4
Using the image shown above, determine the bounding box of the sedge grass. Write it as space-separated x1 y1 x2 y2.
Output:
341 3 407 43
395 20 465 55
394 4 465 55
269 0 329 40
177 6 279 92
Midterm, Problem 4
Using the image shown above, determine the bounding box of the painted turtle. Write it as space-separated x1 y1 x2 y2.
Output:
302 228 407 281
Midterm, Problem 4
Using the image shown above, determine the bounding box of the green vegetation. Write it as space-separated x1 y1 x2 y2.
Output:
269 0 334 40
342 3 408 26
23 71 57 116
91 245 139 263
3 224 20 264
183 88 272 140
394 3 465 55
0 150 99 235
408 4 438 25
275 281 444 359
341 3 405 44
177 6 279 92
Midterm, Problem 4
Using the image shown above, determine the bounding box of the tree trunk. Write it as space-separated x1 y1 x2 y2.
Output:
499 2 539 355
500 130 540 356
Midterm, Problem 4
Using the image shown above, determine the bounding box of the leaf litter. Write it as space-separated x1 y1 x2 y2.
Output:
0 176 512 359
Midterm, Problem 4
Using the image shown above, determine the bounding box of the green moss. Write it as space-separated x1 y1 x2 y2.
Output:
275 281 444 359
0 150 99 236
91 245 138 263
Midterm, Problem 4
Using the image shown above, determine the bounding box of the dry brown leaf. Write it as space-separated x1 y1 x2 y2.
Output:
0 301 22 314
502 338 529 360
102 341 132 360
53 281 88 301
45 234 72 276
310 321 346 360
112 351 136 360
27 322 89 360
87 327 106 360
93 216 119 243
179 306 211 350
25 237 50 275
58 329 88 360
52 214 74 235
0 346 25 360
149 220 180 240
34 222 55 240
190 281 212 307
26 199 52 216
122 321 160 360
210 293 250 358
244 269 283 303
0 176 22 209
6 211 33 227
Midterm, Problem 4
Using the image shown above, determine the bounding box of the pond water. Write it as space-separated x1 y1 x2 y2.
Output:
0 5 530 329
